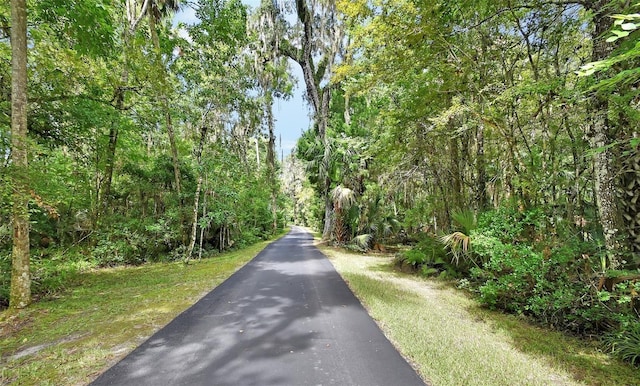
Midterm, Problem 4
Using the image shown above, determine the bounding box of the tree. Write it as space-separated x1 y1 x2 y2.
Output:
146 0 183 198
9 0 30 309
250 2 293 230
182 0 250 261
580 6 640 263
261 0 344 238
582 0 628 269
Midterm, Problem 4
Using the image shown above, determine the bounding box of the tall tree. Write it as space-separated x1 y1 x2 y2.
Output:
583 0 628 268
101 0 153 215
262 0 344 238
251 2 293 230
147 0 183 198
182 0 249 261
9 0 30 309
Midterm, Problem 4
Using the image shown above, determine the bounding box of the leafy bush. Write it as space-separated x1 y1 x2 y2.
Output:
1 248 95 307
396 236 448 274
92 224 147 266
476 207 545 244
30 255 87 298
468 227 640 334
402 249 428 267
471 236 544 314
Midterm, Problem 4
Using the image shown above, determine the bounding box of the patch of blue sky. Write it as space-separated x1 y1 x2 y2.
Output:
173 0 310 158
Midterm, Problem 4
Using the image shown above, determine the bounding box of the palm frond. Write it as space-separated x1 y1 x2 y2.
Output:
352 234 373 251
440 231 471 266
331 185 356 210
451 210 476 234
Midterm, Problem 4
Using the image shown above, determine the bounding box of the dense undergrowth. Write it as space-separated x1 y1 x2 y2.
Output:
0 206 282 310
395 207 640 367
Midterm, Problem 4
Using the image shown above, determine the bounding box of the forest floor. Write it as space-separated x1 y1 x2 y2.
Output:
321 246 640 386
0 236 283 385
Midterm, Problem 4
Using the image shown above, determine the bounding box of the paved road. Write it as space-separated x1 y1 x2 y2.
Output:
91 226 425 386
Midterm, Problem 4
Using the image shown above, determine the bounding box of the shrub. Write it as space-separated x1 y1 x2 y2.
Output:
402 249 428 267
396 236 448 274
468 228 640 334
1 248 96 308
92 224 147 266
476 207 545 244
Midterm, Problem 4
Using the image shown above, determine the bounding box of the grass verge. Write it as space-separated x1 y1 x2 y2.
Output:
321 247 640 386
0 233 286 386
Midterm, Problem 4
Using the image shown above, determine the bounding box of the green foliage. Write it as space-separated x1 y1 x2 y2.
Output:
476 207 545 244
0 248 96 307
402 249 428 267
451 210 477 234
0 252 9 308
35 0 116 57
398 236 448 273
605 322 640 366
349 234 373 252
466 216 639 336
579 8 640 90
93 222 148 266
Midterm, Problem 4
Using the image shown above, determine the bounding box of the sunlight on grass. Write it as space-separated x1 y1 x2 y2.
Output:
321 247 640 386
0 234 284 385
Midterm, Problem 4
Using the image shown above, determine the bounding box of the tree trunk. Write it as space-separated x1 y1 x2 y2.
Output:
149 14 182 197
102 95 122 211
198 181 207 260
185 124 208 262
281 0 338 240
587 1 627 268
319 86 333 239
266 96 278 230
9 0 30 310
476 123 487 210
449 134 463 211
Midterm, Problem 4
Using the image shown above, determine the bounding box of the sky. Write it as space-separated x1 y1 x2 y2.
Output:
173 1 311 159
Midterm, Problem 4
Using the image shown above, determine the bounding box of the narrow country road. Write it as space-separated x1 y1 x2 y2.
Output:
91 226 425 386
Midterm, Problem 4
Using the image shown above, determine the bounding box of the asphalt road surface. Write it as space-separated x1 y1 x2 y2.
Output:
91 226 426 386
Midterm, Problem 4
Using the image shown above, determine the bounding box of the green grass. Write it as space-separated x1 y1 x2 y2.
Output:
321 247 640 386
0 234 285 385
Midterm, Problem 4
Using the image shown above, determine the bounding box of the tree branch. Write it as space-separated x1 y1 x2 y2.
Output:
130 0 151 33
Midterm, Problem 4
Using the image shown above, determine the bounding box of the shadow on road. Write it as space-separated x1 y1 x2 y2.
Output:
91 227 424 386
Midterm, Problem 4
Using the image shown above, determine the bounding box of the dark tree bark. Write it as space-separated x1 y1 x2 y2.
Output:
476 123 488 210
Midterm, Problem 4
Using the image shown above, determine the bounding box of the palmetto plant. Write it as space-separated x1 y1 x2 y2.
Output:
331 185 356 243
358 192 400 246
439 232 471 266
440 210 477 266
148 0 181 20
